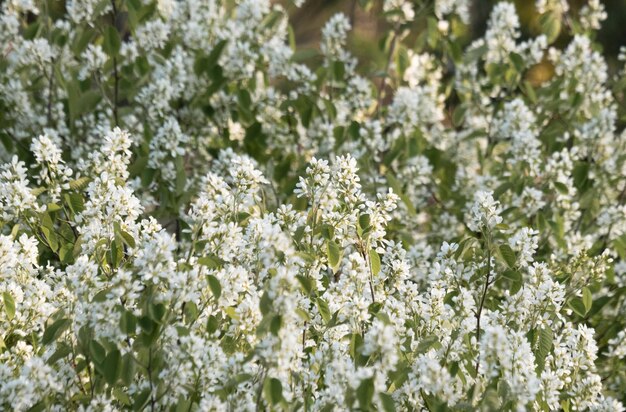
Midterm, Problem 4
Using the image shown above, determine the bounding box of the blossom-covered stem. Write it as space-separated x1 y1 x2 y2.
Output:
110 0 119 126
46 59 54 125
474 238 492 374
185 227 201 264
366 249 377 304
376 29 398 115
148 347 156 412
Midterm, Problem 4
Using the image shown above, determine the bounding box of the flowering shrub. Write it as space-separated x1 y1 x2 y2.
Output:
1 0 626 410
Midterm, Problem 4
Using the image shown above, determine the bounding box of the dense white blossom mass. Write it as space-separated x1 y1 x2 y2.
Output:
0 0 625 410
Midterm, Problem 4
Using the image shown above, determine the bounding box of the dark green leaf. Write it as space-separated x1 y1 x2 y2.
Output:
103 26 121 56
103 349 121 385
42 318 70 345
498 244 517 269
263 377 283 405
207 274 222 300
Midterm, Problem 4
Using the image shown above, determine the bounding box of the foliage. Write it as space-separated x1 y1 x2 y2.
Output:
1 0 626 411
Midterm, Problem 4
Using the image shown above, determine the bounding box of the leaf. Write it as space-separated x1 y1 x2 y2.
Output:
2 292 15 321
582 287 593 313
568 297 587 317
379 392 396 412
103 25 121 56
42 318 70 345
358 214 371 232
553 181 569 195
369 249 381 276
206 40 227 69
133 388 151 411
89 340 106 364
535 327 553 372
416 335 439 354
538 328 553 358
452 105 466 128
197 255 222 269
326 240 341 272
118 229 136 249
356 377 374 410
65 193 85 214
207 274 222 300
77 90 102 116
509 52 525 72
41 226 59 253
498 244 517 269
316 297 331 324
263 377 283 405
109 239 122 267
120 353 136 386
103 349 122 385
270 315 282 335
120 311 136 335
539 11 562 44
47 343 72 365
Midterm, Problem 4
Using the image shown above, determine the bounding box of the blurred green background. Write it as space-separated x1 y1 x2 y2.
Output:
281 0 626 73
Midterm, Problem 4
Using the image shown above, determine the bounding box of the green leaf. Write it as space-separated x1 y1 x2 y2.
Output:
103 349 122 385
90 340 106 364
539 12 562 44
65 192 85 214
263 377 283 405
379 392 396 412
47 343 72 365
103 25 121 56
356 377 374 410
326 240 341 272
207 274 222 300
369 249 381 276
77 90 102 116
270 315 282 335
118 229 136 249
568 297 587 317
121 353 136 386
498 244 517 269
316 297 331 324
120 311 136 335
582 287 593 313
109 239 122 267
149 303 166 322
538 328 553 358
2 292 15 321
509 52 525 72
553 181 569 195
113 387 132 406
416 335 439 354
206 40 227 69
42 318 70 345
47 203 61 212
41 226 59 253
197 255 222 269
535 327 553 372
358 214 371 232
133 388 151 411
452 105 466 127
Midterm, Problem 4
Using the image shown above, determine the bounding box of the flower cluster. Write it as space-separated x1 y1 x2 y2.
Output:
0 0 625 411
